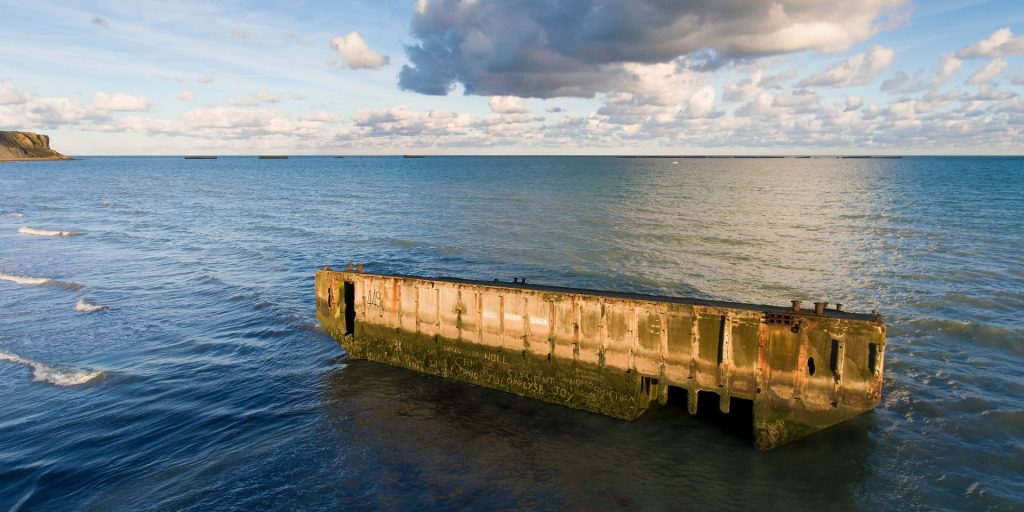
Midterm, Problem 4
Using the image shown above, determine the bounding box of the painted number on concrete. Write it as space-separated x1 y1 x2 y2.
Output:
366 288 383 309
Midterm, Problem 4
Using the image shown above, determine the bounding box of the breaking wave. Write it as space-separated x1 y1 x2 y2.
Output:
0 272 51 285
2 212 24 218
0 350 103 386
18 226 82 236
75 298 107 313
0 272 81 290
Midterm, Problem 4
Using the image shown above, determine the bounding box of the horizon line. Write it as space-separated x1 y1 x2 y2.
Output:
60 154 1024 158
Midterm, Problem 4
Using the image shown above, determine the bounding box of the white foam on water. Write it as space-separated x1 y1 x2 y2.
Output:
0 350 102 386
0 272 51 285
18 226 82 236
75 298 107 313
2 212 25 218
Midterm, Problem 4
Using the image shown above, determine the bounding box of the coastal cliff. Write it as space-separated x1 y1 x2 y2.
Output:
0 131 69 161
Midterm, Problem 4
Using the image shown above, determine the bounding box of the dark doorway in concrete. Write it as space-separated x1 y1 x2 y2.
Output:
663 385 754 444
343 282 355 336
666 385 688 407
695 391 754 442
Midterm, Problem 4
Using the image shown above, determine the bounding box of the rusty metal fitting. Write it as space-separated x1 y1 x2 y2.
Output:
346 263 354 272
791 300 801 313
814 302 828 315
357 263 364 273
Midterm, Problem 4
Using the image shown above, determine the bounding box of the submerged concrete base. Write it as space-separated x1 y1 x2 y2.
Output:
316 269 886 450
330 322 651 420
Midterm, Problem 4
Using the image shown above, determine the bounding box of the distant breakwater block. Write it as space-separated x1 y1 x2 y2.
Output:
315 269 888 450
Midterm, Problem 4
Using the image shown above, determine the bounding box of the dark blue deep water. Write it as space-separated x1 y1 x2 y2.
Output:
0 156 1021 511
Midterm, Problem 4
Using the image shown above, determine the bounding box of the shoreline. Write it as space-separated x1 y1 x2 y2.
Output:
0 157 74 163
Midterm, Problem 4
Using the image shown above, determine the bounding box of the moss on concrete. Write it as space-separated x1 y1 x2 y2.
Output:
319 302 650 420
316 269 888 450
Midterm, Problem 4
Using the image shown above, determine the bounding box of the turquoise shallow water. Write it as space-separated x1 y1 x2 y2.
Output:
0 156 1021 511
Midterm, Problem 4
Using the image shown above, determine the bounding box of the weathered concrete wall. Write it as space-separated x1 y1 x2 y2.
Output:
316 268 886 450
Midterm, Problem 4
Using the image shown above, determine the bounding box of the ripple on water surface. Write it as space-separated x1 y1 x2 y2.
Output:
0 156 1021 511
0 350 103 386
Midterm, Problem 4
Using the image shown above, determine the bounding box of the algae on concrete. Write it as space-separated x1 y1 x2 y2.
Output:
316 268 886 450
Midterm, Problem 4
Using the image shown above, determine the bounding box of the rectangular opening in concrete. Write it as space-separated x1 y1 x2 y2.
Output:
641 376 659 400
315 269 887 449
696 391 754 443
661 387 754 443
666 385 688 407
868 342 880 375
830 339 843 380
344 281 355 336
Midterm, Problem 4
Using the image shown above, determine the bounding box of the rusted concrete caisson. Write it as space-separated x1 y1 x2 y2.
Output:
315 267 886 450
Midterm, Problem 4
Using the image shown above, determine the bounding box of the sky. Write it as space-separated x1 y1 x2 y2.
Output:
0 0 1022 155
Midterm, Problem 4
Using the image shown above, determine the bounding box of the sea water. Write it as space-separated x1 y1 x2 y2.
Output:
0 156 1021 510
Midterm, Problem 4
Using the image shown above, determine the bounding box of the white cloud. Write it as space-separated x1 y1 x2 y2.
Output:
724 71 763 102
594 62 722 126
881 71 910 92
300 110 340 123
172 106 333 139
966 85 1015 102
399 1 907 97
937 54 961 81
772 89 820 108
329 32 389 70
351 106 470 137
344 105 550 148
957 28 1024 59
3 51 1023 155
798 46 895 87
228 90 283 106
723 69 796 102
881 70 931 94
687 86 717 118
1014 73 1024 86
91 92 152 112
0 87 151 129
177 91 195 102
488 96 529 114
967 59 1007 85
0 81 33 105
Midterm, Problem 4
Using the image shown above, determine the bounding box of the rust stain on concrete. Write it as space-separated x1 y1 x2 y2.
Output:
316 268 886 450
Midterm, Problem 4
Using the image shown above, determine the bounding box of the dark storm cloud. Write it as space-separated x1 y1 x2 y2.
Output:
399 0 905 98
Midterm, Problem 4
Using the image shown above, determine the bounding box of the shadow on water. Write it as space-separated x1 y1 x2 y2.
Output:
321 359 877 511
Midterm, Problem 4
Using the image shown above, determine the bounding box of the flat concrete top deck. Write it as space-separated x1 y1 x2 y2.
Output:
325 269 881 323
